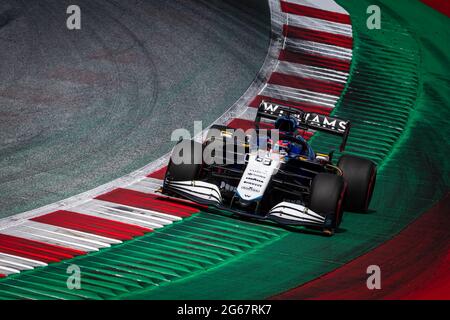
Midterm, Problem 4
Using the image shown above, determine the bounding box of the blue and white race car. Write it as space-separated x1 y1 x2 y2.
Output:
162 102 377 235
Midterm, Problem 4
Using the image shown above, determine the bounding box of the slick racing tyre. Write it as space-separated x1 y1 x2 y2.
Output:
165 140 203 181
338 154 377 212
310 173 346 228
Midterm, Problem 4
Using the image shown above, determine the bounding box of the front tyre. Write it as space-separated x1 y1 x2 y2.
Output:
338 154 377 212
165 140 203 181
309 173 346 230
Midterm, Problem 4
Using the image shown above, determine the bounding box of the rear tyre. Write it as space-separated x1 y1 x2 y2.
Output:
165 140 203 181
338 155 377 212
309 173 346 229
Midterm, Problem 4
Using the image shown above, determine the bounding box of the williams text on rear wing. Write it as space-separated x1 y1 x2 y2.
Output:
255 101 351 151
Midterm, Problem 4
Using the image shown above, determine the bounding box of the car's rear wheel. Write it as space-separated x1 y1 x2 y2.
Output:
338 154 377 212
165 140 203 181
309 173 346 231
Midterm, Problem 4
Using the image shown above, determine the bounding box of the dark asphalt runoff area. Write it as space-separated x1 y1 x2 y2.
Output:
0 0 270 218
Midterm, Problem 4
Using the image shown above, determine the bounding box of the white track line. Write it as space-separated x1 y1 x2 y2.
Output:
125 178 162 194
0 253 48 267
0 265 21 275
0 259 35 271
275 61 349 83
284 38 352 61
70 199 180 228
262 83 340 107
282 0 350 15
287 14 352 37
0 221 114 252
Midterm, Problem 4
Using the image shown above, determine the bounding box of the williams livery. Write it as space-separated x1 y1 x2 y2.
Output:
162 102 377 235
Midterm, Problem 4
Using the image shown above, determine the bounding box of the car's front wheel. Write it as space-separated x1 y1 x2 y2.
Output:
309 173 346 232
338 154 377 212
165 140 203 181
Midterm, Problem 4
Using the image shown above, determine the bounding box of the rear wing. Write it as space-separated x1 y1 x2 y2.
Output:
255 101 351 152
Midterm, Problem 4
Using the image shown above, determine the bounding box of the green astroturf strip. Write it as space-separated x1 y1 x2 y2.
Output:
1 0 449 299
0 214 285 299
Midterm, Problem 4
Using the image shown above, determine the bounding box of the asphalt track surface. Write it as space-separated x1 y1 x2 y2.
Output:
0 0 448 300
0 0 270 218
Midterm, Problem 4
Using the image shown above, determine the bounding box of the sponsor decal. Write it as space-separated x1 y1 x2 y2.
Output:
219 181 236 192
262 102 281 113
262 101 348 133
237 153 280 201
304 113 348 133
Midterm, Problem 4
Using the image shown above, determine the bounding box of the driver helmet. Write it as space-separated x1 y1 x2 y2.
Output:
275 116 297 134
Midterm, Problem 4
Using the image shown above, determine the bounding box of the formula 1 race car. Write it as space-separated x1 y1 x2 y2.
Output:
162 101 377 235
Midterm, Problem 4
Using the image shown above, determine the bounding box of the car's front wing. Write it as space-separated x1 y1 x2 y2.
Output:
163 179 335 230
